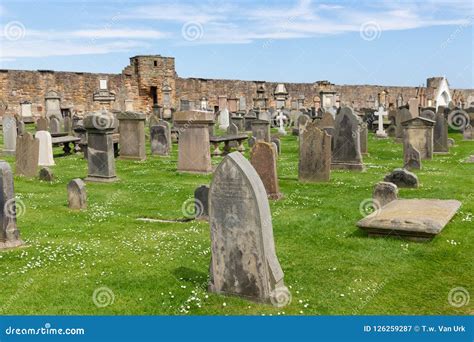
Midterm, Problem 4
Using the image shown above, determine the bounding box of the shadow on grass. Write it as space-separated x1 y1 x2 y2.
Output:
172 266 208 287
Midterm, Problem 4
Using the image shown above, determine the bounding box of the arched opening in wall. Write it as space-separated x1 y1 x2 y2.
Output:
438 91 449 107
150 86 158 105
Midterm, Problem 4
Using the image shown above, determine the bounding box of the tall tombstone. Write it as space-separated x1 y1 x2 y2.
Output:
150 121 172 156
251 120 270 142
244 111 257 131
49 116 61 134
20 101 33 122
194 185 209 220
36 131 55 166
2 115 17 156
250 142 282 200
331 107 365 171
64 116 72 134
117 111 146 160
67 179 87 210
239 96 246 111
208 152 289 304
174 111 214 174
404 144 422 170
396 108 411 140
433 107 449 154
0 161 23 250
219 108 230 130
464 125 473 140
36 117 49 132
15 132 40 177
218 96 228 111
230 116 244 132
408 98 419 118
84 112 118 182
299 122 331 182
402 116 435 160
45 90 62 119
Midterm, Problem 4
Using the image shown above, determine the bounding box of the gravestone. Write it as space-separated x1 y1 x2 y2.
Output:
239 96 246 111
227 122 239 148
230 116 244 132
359 122 368 155
250 142 282 200
150 121 172 156
67 178 87 210
331 107 365 171
20 101 33 122
299 122 331 182
396 108 411 141
0 161 23 249
433 108 449 154
258 111 271 122
275 111 287 135
463 125 473 140
384 168 419 188
84 112 118 182
39 167 54 182
408 98 419 118
403 144 421 170
36 131 55 166
447 138 455 147
251 120 270 142
45 90 62 119
194 185 209 220
373 182 398 208
36 117 49 131
64 116 72 134
271 136 281 155
174 111 214 174
117 111 146 160
219 109 230 130
374 106 388 138
297 114 311 131
15 132 40 177
402 116 435 160
208 152 289 304
49 116 61 134
244 111 257 131
420 109 436 121
2 115 17 156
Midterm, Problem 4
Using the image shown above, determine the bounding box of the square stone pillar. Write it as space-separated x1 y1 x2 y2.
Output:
174 111 214 174
251 120 270 142
84 112 118 182
117 111 146 160
402 116 435 160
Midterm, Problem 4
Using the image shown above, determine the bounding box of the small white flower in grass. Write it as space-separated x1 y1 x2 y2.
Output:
222 302 227 307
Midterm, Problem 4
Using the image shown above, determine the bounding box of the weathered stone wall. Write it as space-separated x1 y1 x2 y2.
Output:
0 54 473 118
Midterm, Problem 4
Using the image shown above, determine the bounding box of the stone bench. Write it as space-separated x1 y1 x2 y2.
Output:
51 135 81 155
210 134 248 156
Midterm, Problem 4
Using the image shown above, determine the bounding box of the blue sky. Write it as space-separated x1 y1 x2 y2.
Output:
0 0 472 88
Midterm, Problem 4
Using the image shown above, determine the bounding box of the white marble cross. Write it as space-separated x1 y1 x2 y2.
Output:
276 110 287 135
375 106 388 138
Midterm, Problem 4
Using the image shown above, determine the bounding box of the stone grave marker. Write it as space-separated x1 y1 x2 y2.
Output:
271 136 281 155
360 122 368 155
39 167 54 182
117 111 146 160
433 108 449 154
0 161 23 250
2 115 17 156
420 109 436 121
250 142 282 200
331 107 365 171
384 168 418 188
84 112 118 182
151 121 171 156
36 117 49 131
374 106 388 138
251 120 270 142
403 144 421 170
298 122 331 182
408 98 419 118
194 185 209 220
219 108 230 130
67 178 87 209
248 136 256 148
373 182 398 208
463 125 473 140
402 116 435 160
49 116 61 134
36 131 55 166
208 152 289 304
15 132 39 177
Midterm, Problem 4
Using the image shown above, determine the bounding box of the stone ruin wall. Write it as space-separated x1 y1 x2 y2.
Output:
1 54 473 117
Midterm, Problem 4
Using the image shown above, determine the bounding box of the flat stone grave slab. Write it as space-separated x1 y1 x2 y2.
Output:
357 199 461 241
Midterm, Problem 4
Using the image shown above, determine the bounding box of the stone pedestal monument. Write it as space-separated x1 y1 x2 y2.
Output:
117 111 146 160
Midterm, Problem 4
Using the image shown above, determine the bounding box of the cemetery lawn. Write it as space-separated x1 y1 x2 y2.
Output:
0 127 473 316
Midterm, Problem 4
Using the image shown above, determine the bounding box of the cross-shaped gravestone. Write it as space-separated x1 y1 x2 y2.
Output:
375 106 388 138
275 110 287 135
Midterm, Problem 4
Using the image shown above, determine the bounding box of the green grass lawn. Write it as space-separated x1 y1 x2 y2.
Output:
0 126 472 315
